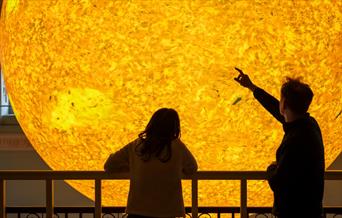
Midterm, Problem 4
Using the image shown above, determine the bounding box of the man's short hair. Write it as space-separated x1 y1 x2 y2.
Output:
281 77 314 115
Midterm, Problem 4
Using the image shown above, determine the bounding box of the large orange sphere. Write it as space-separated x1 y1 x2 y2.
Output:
0 0 341 206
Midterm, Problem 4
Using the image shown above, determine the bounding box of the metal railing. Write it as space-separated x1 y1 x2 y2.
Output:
3 206 342 218
0 170 341 218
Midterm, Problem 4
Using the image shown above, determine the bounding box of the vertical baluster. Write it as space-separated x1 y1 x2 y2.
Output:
240 179 247 218
46 179 54 218
0 179 5 218
191 176 198 218
95 179 102 218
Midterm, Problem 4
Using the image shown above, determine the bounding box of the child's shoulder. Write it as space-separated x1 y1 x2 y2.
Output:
172 138 186 148
124 138 143 150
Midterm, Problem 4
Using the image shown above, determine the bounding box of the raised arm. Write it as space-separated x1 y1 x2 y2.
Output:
253 88 285 123
234 67 285 124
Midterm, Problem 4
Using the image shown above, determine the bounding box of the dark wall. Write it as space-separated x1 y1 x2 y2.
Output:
0 0 3 16
0 150 94 207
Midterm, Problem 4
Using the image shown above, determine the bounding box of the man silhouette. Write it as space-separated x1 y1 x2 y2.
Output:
234 68 325 218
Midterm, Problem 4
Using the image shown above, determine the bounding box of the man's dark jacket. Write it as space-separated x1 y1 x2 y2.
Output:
253 88 325 217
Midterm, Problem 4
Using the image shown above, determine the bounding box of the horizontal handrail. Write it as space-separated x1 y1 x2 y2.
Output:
1 170 341 218
0 170 341 180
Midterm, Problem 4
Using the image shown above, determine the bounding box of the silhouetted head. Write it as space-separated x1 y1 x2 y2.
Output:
136 108 181 162
279 77 313 117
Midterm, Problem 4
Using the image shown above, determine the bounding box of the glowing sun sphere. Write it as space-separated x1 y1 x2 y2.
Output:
0 0 341 206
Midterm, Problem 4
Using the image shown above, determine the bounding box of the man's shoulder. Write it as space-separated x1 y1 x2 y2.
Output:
290 115 321 133
310 116 322 128
305 116 322 136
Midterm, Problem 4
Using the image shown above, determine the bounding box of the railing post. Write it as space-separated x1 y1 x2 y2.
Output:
0 179 5 218
95 179 102 218
191 176 198 218
46 179 54 218
240 179 247 218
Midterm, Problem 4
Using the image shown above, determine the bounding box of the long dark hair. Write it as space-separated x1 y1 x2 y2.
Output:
135 108 181 162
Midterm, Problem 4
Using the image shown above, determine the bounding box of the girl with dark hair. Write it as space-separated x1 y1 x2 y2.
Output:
104 108 197 218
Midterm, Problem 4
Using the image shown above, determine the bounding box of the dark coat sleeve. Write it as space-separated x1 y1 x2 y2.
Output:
182 144 198 175
104 143 130 172
253 87 285 124
267 136 302 192
267 129 318 193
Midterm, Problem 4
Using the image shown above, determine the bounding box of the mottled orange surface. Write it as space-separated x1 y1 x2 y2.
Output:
0 0 341 206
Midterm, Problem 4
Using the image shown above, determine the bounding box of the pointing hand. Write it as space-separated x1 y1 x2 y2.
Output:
234 67 257 91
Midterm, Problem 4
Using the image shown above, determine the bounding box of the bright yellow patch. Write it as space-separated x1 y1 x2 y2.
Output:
47 88 113 130
5 0 19 16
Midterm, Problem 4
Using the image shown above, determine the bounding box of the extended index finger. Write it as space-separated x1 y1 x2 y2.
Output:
234 67 245 75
